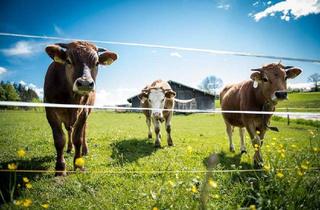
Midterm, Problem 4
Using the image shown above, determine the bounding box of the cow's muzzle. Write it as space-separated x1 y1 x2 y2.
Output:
73 77 95 94
274 91 288 100
153 112 164 122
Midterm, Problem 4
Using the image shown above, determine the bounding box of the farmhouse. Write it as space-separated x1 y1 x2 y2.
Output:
127 80 215 111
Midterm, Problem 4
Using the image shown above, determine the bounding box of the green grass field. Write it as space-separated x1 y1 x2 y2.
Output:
0 110 319 209
215 92 320 112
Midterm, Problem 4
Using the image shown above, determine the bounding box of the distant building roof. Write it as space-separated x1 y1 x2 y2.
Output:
127 80 214 103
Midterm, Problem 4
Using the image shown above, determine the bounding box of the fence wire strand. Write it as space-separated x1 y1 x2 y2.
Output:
1 32 320 64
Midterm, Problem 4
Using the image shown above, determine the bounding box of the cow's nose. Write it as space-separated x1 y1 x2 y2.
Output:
275 91 288 100
75 78 95 91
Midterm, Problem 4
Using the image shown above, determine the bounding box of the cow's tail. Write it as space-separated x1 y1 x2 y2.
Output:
173 98 195 103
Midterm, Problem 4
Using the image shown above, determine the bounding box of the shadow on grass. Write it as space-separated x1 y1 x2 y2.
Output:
0 155 54 205
110 138 156 166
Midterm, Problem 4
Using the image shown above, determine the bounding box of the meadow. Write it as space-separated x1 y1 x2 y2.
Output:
0 107 319 209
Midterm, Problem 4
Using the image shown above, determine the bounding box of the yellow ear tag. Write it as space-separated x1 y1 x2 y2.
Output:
104 58 114 65
54 56 65 64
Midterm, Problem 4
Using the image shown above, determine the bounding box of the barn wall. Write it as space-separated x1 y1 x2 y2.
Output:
128 81 215 111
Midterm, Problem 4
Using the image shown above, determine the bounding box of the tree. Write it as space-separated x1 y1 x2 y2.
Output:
198 75 223 95
2 82 20 101
308 73 320 92
0 84 6 101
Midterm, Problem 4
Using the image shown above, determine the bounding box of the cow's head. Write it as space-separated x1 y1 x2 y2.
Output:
45 41 117 95
139 87 176 121
250 63 302 103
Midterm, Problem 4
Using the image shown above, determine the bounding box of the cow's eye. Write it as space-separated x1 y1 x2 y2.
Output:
262 77 268 82
161 98 165 102
96 62 99 67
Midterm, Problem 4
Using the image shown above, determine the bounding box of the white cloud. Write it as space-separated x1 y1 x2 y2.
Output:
19 80 27 86
2 41 45 56
54 24 64 36
254 0 320 22
0 67 7 75
170 52 182 58
217 3 231 10
95 88 139 106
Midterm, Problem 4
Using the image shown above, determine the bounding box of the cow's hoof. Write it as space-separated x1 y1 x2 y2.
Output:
241 150 247 154
168 143 175 147
154 144 161 149
253 160 263 169
148 134 152 139
55 171 67 177
229 147 235 153
82 148 89 156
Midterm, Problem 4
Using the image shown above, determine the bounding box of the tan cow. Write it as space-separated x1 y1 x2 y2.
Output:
44 41 117 176
220 63 302 167
139 80 176 148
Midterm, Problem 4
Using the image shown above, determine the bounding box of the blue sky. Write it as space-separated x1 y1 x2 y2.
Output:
0 0 319 104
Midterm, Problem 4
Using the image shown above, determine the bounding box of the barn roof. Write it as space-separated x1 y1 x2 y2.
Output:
127 80 214 103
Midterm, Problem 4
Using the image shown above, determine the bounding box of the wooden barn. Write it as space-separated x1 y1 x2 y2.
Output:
127 80 215 111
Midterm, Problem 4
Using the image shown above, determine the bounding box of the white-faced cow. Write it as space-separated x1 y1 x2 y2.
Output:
44 41 117 176
220 63 302 167
139 80 176 148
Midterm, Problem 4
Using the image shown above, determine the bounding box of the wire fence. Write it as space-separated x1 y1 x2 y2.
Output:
1 32 320 64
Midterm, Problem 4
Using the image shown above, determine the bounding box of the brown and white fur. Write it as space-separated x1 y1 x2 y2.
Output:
220 63 302 167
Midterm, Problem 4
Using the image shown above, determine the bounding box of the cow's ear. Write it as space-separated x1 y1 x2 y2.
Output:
286 67 302 79
138 92 148 103
165 90 176 98
250 72 262 81
45 45 67 64
99 51 118 66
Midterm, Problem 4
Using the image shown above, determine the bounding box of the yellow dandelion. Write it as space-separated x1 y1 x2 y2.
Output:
272 137 277 140
17 148 26 158
279 144 284 149
14 200 22 206
249 204 257 210
187 146 193 154
23 177 29 183
309 130 314 136
191 185 198 193
41 203 49 209
212 194 220 199
313 147 318 152
271 142 276 146
208 179 218 188
263 163 271 172
168 180 174 187
23 199 32 207
301 164 308 170
256 130 260 135
297 169 304 176
280 153 285 158
276 172 284 178
291 144 297 149
8 163 17 170
266 145 270 149
75 157 85 167
26 183 32 189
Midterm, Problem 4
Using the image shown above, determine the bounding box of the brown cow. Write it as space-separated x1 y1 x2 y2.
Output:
139 80 176 148
220 63 302 167
44 41 117 176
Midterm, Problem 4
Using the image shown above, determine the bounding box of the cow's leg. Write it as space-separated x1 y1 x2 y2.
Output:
165 112 174 146
153 118 161 148
81 122 88 156
47 114 66 176
225 122 235 152
65 125 73 153
72 111 88 171
246 124 263 168
146 116 152 139
239 127 247 154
